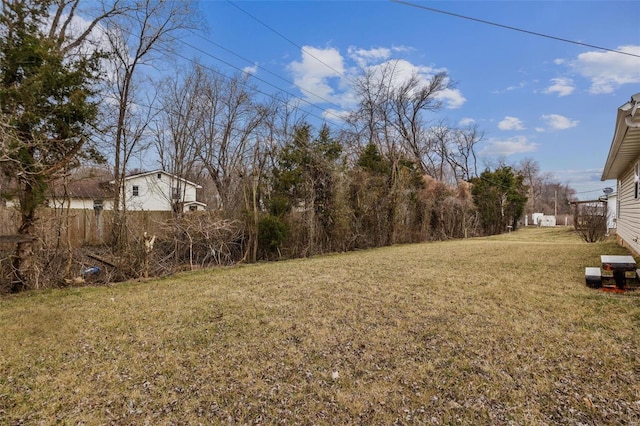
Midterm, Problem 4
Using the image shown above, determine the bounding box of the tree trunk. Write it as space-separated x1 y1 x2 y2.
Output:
11 183 38 292
251 176 259 263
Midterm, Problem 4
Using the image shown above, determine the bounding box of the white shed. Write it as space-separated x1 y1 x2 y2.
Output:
532 212 544 225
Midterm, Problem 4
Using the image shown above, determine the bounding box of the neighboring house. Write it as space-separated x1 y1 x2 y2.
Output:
6 169 207 213
601 93 640 253
47 175 115 211
116 170 206 212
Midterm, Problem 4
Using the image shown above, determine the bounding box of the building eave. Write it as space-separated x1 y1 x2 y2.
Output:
602 93 640 181
110 170 203 189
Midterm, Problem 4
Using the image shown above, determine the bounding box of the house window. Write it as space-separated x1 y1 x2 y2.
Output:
635 162 639 199
189 205 197 211
157 173 162 180
132 185 139 196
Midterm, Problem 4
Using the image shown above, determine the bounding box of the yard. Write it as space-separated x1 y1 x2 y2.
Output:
1 227 639 424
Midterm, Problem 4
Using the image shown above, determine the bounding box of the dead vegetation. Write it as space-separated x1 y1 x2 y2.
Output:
1 227 639 424
0 211 248 291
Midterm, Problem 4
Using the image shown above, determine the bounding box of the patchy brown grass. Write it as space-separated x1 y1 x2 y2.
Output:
1 227 640 424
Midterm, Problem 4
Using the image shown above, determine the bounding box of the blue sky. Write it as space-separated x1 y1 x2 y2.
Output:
179 1 640 199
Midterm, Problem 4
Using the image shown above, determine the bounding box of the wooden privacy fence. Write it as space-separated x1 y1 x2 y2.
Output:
0 207 174 247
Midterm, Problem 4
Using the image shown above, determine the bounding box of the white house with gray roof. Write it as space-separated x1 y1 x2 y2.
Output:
601 93 640 254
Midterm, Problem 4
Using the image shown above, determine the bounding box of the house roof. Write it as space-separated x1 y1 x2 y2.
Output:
114 170 203 189
49 176 114 199
601 93 640 181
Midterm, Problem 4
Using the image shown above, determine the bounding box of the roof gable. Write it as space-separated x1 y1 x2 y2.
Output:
114 170 203 189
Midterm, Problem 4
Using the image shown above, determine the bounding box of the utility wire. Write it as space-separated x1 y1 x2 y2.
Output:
573 188 610 195
186 29 348 112
176 36 346 126
391 0 640 59
173 51 338 126
110 23 345 127
226 0 358 84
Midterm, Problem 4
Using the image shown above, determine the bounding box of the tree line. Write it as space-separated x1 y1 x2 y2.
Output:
0 0 573 292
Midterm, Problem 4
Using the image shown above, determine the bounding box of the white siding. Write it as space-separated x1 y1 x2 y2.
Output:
49 198 114 210
616 163 640 253
124 173 200 211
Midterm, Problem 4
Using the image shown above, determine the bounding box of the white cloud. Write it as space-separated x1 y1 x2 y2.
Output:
391 45 413 54
492 81 527 94
543 77 575 97
498 116 525 131
552 168 603 181
288 46 345 103
506 82 526 91
363 59 466 109
243 63 258 75
571 45 640 94
459 117 476 126
550 168 612 196
482 136 538 156
541 114 579 130
323 108 350 122
44 14 124 84
436 87 466 109
348 46 392 68
346 45 415 69
288 46 466 113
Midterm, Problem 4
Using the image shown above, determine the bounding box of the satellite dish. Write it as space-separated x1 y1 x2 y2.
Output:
603 187 613 195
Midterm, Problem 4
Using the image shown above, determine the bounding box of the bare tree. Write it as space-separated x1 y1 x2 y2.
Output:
196 70 271 213
101 0 199 246
155 66 203 176
154 63 207 211
390 72 450 174
447 123 483 181
48 0 132 55
343 61 461 244
423 123 451 181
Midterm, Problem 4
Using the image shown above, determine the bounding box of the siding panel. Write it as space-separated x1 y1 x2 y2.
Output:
617 163 640 254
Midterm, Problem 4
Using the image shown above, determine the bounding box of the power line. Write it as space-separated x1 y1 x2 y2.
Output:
186 29 348 113
110 23 345 127
573 188 610 195
175 36 347 126
226 0 358 84
391 0 640 59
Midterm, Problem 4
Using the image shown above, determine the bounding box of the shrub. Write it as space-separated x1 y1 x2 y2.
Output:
258 215 289 258
574 203 607 243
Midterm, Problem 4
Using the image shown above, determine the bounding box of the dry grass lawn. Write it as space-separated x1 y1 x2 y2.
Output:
1 227 640 424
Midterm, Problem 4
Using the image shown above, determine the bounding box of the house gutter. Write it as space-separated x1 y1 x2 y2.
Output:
601 93 640 181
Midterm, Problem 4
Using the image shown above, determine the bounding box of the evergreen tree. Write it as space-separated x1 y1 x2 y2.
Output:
0 0 101 290
350 143 391 247
271 123 343 254
470 167 527 235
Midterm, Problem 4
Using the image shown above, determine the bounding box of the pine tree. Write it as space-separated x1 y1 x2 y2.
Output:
471 166 528 235
0 0 101 291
